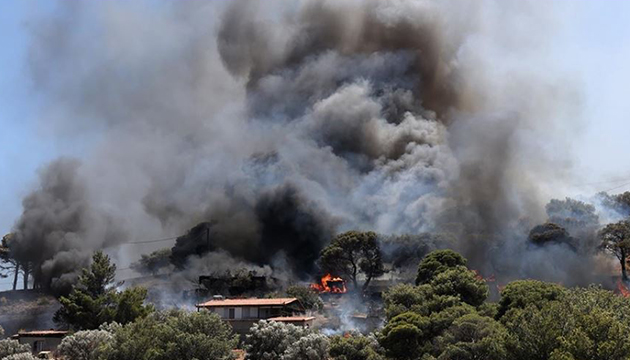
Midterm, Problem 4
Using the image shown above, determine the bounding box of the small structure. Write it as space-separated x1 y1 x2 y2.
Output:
268 316 315 328
196 297 307 334
12 330 69 354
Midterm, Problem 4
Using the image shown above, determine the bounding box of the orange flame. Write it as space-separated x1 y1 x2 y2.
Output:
472 270 495 282
311 273 347 294
617 278 630 298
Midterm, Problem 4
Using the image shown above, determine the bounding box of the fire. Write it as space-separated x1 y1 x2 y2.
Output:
472 270 495 283
617 278 630 298
311 273 347 294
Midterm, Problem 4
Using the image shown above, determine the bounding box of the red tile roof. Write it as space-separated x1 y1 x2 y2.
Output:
268 316 316 322
196 297 299 308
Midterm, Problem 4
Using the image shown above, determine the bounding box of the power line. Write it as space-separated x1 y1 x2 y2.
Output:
601 181 630 194
121 236 180 245
573 177 630 187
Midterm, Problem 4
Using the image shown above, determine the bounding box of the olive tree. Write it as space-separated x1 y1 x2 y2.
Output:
245 320 311 360
58 328 114 360
283 333 330 360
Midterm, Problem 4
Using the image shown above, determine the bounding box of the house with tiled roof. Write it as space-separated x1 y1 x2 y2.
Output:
196 297 313 334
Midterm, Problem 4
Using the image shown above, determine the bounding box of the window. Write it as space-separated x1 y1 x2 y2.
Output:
243 307 250 319
228 308 235 319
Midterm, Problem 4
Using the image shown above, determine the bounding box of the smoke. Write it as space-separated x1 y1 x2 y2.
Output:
10 158 124 292
9 0 593 290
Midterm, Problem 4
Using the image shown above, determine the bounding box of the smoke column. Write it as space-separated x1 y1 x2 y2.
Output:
10 0 591 288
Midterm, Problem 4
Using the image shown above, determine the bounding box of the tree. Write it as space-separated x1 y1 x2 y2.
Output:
383 284 433 320
244 320 311 360
319 231 385 292
282 333 330 360
130 248 171 276
599 220 630 280
103 310 237 360
379 312 430 360
496 280 565 320
1 234 21 290
58 329 114 360
527 223 575 249
434 314 507 360
286 285 323 311
329 333 386 360
54 251 153 330
416 249 467 285
430 267 488 308
545 198 599 229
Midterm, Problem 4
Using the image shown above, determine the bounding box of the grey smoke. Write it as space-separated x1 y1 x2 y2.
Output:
9 0 598 290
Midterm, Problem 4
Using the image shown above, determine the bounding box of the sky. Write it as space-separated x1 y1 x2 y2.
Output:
0 0 629 236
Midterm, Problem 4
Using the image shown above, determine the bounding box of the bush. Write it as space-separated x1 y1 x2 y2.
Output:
2 353 38 360
245 320 311 360
0 339 31 358
283 333 330 360
58 329 114 360
103 310 237 360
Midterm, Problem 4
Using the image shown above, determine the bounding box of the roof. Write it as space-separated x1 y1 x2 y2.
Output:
17 330 69 337
268 316 315 322
196 297 299 308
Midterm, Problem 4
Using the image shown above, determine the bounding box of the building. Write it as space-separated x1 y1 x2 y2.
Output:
196 297 310 334
12 330 69 354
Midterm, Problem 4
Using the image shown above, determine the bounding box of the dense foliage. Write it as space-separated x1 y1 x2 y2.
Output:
244 320 312 360
329 333 385 360
54 251 153 330
0 339 31 359
58 328 114 360
381 249 630 360
103 310 237 360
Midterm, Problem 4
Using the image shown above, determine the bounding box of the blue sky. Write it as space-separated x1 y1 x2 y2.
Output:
1 0 630 239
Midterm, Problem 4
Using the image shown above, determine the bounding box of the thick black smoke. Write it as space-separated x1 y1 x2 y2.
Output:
8 0 596 290
10 159 124 292
170 184 335 277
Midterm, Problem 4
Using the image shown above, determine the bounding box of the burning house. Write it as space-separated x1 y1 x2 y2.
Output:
196 297 312 335
311 274 347 294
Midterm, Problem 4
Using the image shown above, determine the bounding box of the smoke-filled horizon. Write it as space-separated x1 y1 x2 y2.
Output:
5 0 619 291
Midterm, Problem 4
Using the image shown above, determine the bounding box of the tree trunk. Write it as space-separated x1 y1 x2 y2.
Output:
622 252 628 281
12 263 19 291
23 265 29 290
362 275 373 294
